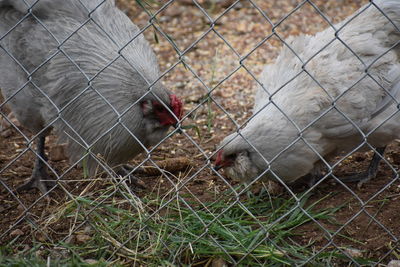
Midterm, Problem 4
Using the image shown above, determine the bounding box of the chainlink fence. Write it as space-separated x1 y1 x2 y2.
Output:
0 0 399 266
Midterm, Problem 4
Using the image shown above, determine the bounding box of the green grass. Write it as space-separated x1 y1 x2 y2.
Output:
0 182 378 266
0 244 112 267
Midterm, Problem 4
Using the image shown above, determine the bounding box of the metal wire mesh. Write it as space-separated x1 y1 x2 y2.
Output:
0 0 399 265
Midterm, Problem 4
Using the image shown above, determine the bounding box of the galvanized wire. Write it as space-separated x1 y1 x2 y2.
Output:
0 0 399 266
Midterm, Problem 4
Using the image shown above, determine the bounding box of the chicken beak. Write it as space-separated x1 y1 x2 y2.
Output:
214 150 224 171
214 165 222 171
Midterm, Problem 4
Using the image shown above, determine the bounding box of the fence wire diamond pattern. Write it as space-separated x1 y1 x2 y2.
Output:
0 0 399 266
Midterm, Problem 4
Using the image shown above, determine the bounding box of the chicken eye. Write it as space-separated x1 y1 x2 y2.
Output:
154 104 165 112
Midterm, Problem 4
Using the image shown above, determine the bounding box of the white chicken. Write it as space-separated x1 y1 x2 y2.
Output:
215 0 400 187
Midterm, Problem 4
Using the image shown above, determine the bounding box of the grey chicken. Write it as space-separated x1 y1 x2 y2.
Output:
215 0 400 187
0 0 183 193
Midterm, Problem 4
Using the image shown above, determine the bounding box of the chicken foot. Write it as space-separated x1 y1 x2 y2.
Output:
16 135 55 195
116 164 147 191
339 146 386 189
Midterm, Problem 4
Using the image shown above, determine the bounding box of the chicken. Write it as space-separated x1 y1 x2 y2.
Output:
0 0 183 194
215 0 400 187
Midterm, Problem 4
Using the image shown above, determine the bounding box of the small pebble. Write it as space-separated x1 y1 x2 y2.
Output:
344 248 363 258
84 259 98 265
388 260 400 267
75 234 91 244
212 257 228 267
35 232 47 242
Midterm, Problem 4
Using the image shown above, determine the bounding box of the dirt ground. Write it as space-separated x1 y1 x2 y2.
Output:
1 0 400 264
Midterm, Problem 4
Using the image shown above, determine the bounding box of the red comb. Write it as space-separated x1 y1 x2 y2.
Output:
215 150 223 167
170 94 183 120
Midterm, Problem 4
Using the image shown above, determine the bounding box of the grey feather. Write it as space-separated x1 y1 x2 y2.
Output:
371 79 400 119
0 0 173 174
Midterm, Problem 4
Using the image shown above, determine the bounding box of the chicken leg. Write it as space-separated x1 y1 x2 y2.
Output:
339 146 386 188
16 135 54 195
116 164 146 191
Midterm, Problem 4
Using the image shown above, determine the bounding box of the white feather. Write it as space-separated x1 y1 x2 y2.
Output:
220 0 400 183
